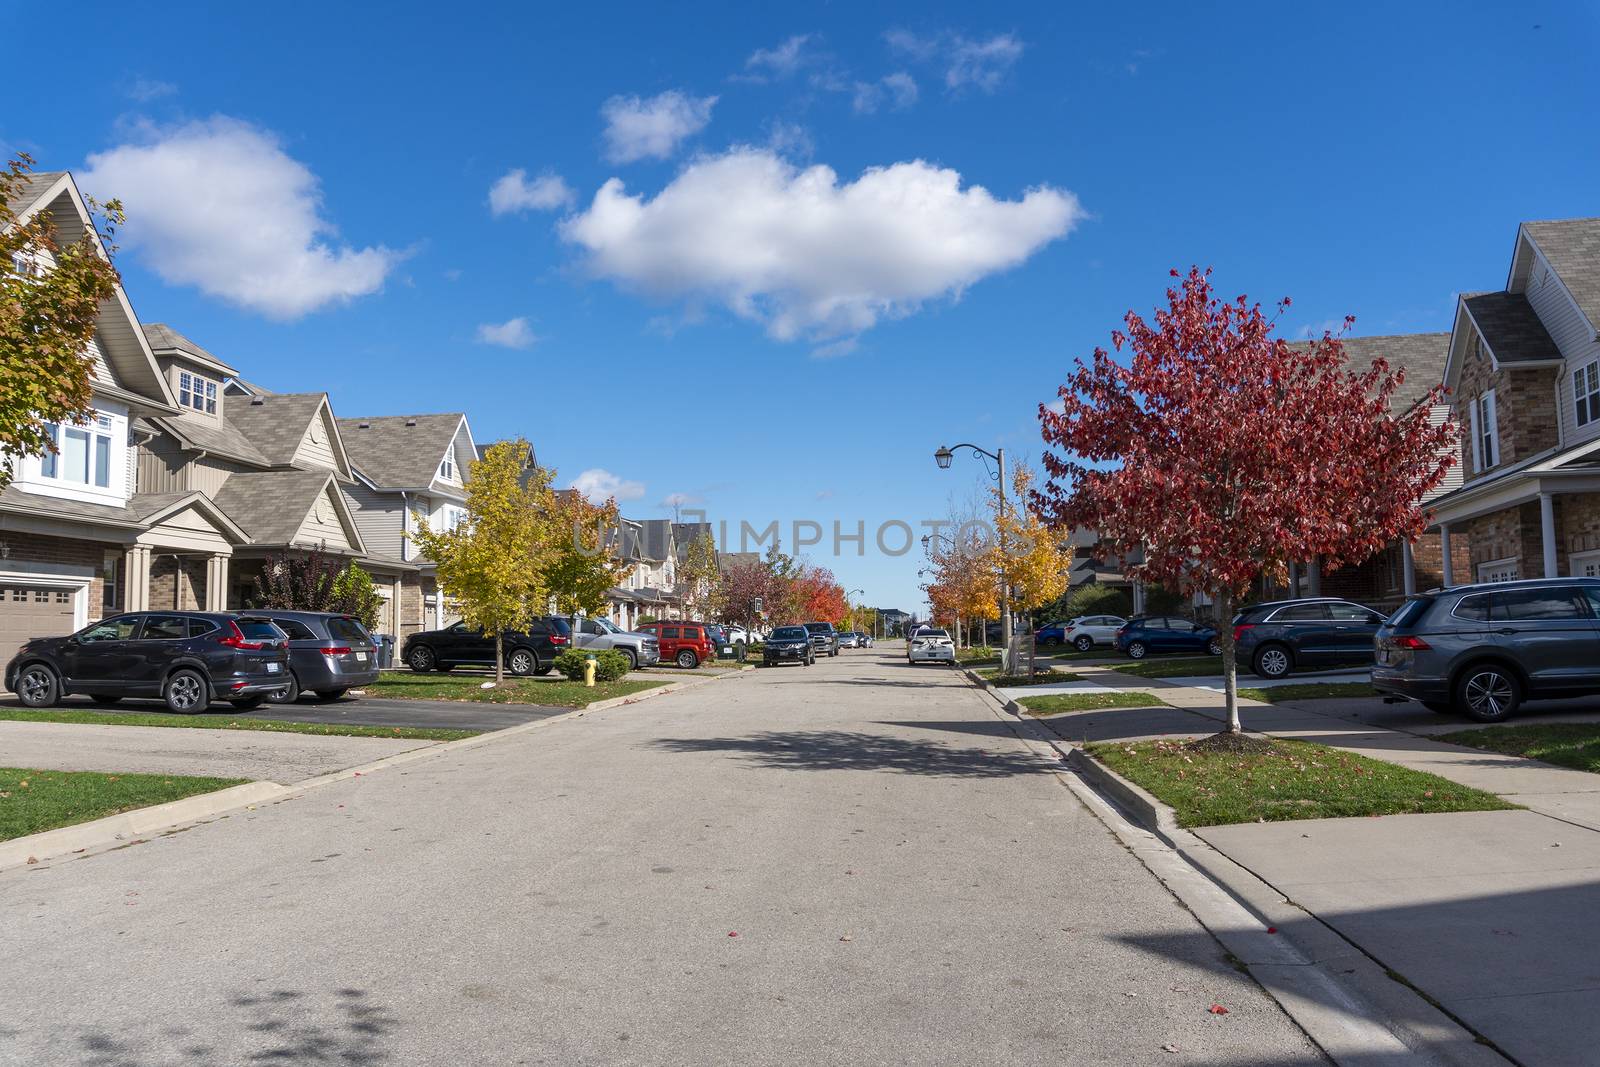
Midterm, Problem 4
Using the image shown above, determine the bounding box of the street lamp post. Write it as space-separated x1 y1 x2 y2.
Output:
934 443 1010 659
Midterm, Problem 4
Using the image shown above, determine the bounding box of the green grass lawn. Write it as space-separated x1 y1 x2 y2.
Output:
955 647 1002 666
0 766 248 842
1436 723 1600 774
1090 737 1513 827
1109 656 1224 678
1237 683 1377 703
365 673 672 707
0 708 476 742
977 667 1081 686
1020 692 1169 715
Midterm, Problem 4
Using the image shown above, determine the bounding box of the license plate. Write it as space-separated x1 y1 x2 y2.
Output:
266 662 281 673
355 652 368 662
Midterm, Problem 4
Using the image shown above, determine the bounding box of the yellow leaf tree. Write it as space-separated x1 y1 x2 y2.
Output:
995 467 1070 617
544 489 630 616
411 439 554 683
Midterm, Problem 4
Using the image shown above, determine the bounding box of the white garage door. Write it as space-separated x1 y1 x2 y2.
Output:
0 585 78 667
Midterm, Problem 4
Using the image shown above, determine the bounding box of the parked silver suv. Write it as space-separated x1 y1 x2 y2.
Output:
570 616 660 670
1373 577 1600 722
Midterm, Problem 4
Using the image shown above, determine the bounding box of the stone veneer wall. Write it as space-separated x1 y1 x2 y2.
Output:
147 554 206 611
1453 333 1560 474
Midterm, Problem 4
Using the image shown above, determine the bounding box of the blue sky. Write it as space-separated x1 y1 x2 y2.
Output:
8 1 1598 614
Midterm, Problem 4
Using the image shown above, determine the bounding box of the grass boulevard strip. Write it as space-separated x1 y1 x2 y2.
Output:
0 708 476 742
360 674 675 706
1018 691 1169 715
1437 723 1600 775
0 766 248 842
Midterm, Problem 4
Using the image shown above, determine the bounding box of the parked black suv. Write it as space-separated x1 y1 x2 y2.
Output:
4 611 290 712
401 618 570 676
1233 597 1387 678
256 610 380 703
1373 577 1600 721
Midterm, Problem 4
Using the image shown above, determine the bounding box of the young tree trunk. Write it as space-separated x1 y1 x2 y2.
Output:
1217 588 1240 733
495 630 505 685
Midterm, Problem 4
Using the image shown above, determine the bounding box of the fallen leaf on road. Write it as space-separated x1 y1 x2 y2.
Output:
1162 1044 1179 1053
839 935 854 942
1208 1004 1229 1015
1123 991 1137 998
728 932 739 938
25 856 37 865
1266 927 1278 934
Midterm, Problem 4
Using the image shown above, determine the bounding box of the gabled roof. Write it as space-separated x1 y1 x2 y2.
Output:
1460 292 1562 366
144 412 271 468
225 391 350 475
211 469 364 551
1521 218 1600 336
336 414 469 490
672 522 714 560
634 518 675 561
142 323 239 376
128 491 251 543
1336 333 1452 410
0 484 145 529
8 171 71 221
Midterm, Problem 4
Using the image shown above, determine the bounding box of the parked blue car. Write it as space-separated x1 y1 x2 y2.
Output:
1232 597 1387 679
1113 616 1222 659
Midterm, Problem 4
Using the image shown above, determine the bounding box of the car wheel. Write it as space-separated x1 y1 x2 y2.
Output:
315 689 348 702
1127 641 1148 660
676 650 699 669
407 646 435 672
1253 646 1293 679
230 695 267 710
1073 635 1094 652
15 664 59 708
267 672 301 704
163 669 209 713
1456 665 1521 723
508 648 538 677
1207 639 1223 657
621 649 638 672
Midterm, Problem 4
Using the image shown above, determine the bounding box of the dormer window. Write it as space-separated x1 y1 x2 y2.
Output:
439 455 455 481
178 371 217 414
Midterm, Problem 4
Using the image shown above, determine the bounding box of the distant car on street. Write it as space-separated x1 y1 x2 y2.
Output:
1038 615 1126 651
1232 598 1386 679
838 631 861 649
803 622 839 657
762 625 815 667
256 610 379 703
1112 616 1222 660
402 618 569 676
907 627 956 665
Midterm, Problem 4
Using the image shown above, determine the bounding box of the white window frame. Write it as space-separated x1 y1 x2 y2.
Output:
439 455 455 481
178 371 217 414
1572 549 1600 580
1470 390 1498 472
1476 556 1519 583
1576 361 1600 429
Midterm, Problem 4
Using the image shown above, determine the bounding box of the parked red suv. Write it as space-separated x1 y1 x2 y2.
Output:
639 621 716 668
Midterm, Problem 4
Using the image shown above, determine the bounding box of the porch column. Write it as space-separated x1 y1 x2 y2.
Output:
1402 540 1416 596
124 546 151 611
204 555 230 611
1540 492 1559 578
1132 579 1146 614
1440 525 1454 587
1306 557 1322 597
1287 561 1299 597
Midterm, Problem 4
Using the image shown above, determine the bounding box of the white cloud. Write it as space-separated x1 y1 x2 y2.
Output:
81 117 400 319
660 491 704 508
489 169 574 215
887 30 1024 93
853 72 919 114
1044 397 1066 414
811 337 858 359
569 468 645 504
765 120 814 158
745 34 816 79
600 91 717 164
561 148 1082 344
125 77 177 102
476 317 536 349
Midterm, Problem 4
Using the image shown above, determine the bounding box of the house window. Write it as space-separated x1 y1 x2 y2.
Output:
178 371 217 414
1476 557 1519 583
39 421 112 488
1577 361 1600 428
439 455 455 481
443 506 466 531
1572 550 1600 579
1469 390 1498 472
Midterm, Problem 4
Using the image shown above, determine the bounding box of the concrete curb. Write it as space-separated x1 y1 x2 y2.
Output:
0 664 748 873
965 677 1510 1067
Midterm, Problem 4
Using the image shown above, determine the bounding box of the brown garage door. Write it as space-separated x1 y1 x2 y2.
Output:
0 585 77 666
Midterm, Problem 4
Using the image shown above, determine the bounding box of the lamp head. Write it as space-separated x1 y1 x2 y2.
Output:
933 446 954 470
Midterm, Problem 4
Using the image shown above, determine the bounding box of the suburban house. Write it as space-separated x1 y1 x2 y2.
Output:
1421 218 1600 584
337 413 478 642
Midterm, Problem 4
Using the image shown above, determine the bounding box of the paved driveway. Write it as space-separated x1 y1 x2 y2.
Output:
0 647 1324 1065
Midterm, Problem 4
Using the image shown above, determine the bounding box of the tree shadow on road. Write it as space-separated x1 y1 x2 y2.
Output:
649 729 1060 778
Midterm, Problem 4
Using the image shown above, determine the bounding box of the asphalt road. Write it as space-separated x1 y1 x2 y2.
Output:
0 647 1325 1065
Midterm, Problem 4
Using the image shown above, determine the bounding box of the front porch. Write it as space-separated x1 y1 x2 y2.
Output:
1426 456 1600 584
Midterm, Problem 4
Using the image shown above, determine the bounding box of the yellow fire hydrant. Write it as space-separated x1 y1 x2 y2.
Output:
583 654 597 688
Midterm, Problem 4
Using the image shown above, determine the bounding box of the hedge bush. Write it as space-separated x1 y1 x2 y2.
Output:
553 648 632 682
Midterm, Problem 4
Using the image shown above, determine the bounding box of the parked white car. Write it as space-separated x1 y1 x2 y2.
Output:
1041 615 1126 652
907 627 956 665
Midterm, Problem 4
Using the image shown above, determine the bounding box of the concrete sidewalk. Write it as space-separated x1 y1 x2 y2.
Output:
1033 685 1600 1065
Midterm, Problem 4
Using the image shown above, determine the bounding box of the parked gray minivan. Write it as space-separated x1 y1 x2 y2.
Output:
258 610 380 703
1373 577 1600 721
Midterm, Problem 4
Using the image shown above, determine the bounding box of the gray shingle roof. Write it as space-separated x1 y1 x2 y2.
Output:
212 469 342 547
224 392 328 467
337 414 464 489
1337 333 1451 409
146 413 271 468
0 484 141 528
1523 218 1600 333
672 522 714 561
142 323 238 376
634 518 674 561
1462 292 1562 365
8 171 67 221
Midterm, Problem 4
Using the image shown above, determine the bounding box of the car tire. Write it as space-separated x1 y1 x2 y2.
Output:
1073 635 1094 652
1456 664 1522 723
507 648 538 677
677 650 699 669
1253 645 1293 680
407 646 436 673
230 695 267 710
1207 639 1223 657
621 649 638 672
315 689 348 702
267 672 301 704
1127 641 1148 660
163 669 209 713
15 664 59 708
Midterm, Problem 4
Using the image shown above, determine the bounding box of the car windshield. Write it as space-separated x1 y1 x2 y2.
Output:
546 618 571 636
771 627 806 640
237 619 285 641
921 629 950 639
803 623 830 633
592 617 623 634
327 617 370 643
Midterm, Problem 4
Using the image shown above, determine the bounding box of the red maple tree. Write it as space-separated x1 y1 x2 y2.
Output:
1034 268 1457 732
